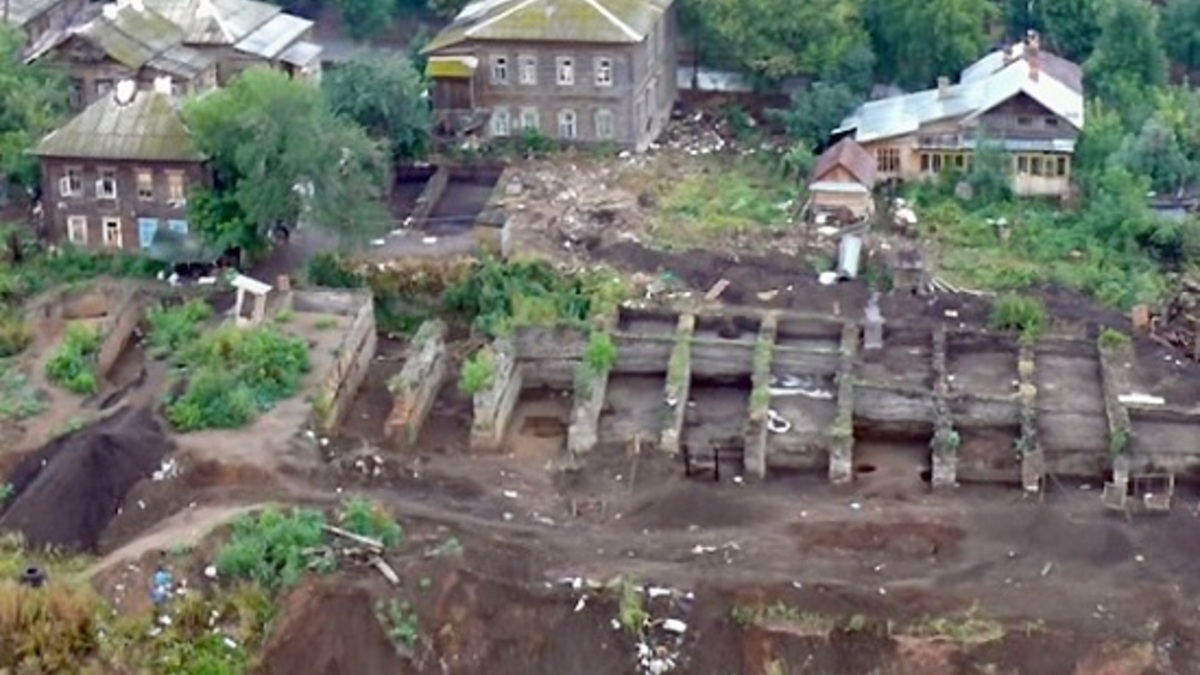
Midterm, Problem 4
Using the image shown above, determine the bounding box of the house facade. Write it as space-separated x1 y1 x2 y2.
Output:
2 0 88 49
34 79 207 253
807 137 876 220
834 32 1084 198
422 0 678 151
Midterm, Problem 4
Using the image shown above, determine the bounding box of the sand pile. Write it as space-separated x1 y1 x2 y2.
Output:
260 581 413 675
0 406 173 551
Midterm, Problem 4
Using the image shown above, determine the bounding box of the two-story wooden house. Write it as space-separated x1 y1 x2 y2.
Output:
421 0 678 151
34 78 207 253
833 32 1084 198
25 0 217 110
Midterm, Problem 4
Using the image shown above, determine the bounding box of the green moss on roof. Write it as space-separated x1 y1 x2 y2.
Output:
35 89 204 163
423 0 673 53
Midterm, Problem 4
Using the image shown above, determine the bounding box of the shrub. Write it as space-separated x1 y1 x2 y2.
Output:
1097 327 1131 350
165 367 257 431
988 294 1047 343
458 348 495 395
215 507 329 591
0 314 30 357
582 331 617 375
304 253 364 288
0 580 101 672
338 497 402 548
442 258 599 337
0 367 43 421
45 323 101 395
145 299 214 358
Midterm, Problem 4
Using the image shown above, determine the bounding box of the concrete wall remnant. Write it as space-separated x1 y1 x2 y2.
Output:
1017 343 1043 491
470 337 522 453
1097 339 1134 488
829 322 858 484
567 321 618 460
660 314 696 455
929 324 958 489
384 320 449 448
742 314 777 480
94 290 143 383
307 290 377 434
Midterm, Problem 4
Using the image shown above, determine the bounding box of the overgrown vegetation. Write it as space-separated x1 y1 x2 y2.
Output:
376 598 419 651
988 294 1047 343
458 347 495 396
0 365 42 421
337 497 403 547
164 326 310 431
216 507 331 591
44 323 101 395
1098 327 1132 350
145 299 214 358
615 578 649 636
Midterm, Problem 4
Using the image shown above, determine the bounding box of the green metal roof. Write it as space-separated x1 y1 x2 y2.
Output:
142 0 281 45
423 0 673 53
35 88 204 163
78 5 189 70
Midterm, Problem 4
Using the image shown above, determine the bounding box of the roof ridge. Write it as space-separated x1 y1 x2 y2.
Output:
464 0 539 38
581 0 639 41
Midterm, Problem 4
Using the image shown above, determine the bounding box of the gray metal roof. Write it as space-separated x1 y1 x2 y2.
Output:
835 58 1083 144
424 0 673 53
35 87 204 162
2 0 60 28
234 11 311 59
141 0 280 45
961 42 1083 93
279 39 322 67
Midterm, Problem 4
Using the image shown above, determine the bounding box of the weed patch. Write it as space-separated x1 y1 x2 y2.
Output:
145 299 214 359
215 507 331 591
0 365 42 421
989 294 1047 343
458 347 495 395
376 598 419 651
650 156 795 247
45 323 102 395
337 498 402 547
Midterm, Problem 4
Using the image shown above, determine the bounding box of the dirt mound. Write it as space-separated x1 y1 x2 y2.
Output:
623 480 766 529
260 580 413 675
0 406 172 551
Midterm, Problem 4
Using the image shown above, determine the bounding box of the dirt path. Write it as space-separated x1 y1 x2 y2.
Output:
85 503 264 578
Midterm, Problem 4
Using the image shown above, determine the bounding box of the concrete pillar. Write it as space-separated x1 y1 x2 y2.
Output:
568 316 618 458
1017 344 1043 492
743 314 777 480
660 314 695 455
1097 337 1133 482
469 337 522 453
929 324 957 489
829 322 858 484
384 320 448 448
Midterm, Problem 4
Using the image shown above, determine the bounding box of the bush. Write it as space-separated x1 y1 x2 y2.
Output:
337 498 402 548
145 299 214 358
0 580 101 672
0 314 30 357
442 258 599 337
216 507 329 591
458 348 495 395
582 331 617 374
304 253 364 288
988 295 1047 343
45 323 102 394
165 326 310 431
1097 327 1131 350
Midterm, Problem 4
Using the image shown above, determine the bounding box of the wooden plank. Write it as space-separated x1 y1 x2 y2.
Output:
323 525 384 551
704 279 730 302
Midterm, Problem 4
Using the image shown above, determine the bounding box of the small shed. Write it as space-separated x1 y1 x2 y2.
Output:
231 274 273 327
807 138 877 220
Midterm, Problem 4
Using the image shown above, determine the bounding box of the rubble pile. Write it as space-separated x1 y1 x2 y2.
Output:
1152 276 1200 357
626 584 694 675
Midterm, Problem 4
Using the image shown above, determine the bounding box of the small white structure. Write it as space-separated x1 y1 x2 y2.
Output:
231 274 272 327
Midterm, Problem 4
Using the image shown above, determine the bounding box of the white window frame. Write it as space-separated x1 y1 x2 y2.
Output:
166 170 187 204
101 217 122 248
59 167 82 197
594 109 615 140
556 56 574 86
490 108 511 137
96 168 117 200
557 109 577 139
66 215 87 245
519 55 537 85
519 107 539 131
594 57 613 86
490 55 509 84
136 168 153 200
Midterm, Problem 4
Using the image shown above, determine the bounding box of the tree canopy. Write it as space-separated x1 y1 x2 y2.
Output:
0 27 70 191
322 54 431 163
184 68 391 252
1083 0 1168 111
864 0 997 88
1161 0 1200 71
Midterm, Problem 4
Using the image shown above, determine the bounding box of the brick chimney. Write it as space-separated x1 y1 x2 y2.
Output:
937 76 951 100
1025 29 1040 57
1029 57 1039 82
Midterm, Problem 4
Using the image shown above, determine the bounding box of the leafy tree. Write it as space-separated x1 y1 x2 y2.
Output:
1037 0 1104 63
187 188 262 257
184 68 391 250
1084 0 1167 109
1113 115 1191 194
1072 100 1125 192
865 0 996 88
322 54 430 162
332 0 392 41
1162 0 1200 71
778 141 814 182
689 0 871 84
768 82 861 149
966 139 1012 205
0 27 70 191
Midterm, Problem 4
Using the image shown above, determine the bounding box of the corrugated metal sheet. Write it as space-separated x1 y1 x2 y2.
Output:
35 89 204 162
2 0 60 29
143 0 280 45
279 40 322 67
234 11 311 59
148 43 216 78
423 0 672 53
836 58 1083 144
80 5 186 69
961 42 1083 94
426 55 478 78
809 181 869 195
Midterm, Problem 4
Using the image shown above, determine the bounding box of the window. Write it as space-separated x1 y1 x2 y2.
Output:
1044 116 1060 127
519 107 540 131
68 78 83 108
557 109 577 139
102 217 122 248
96 79 113 97
1055 156 1069 177
931 154 942 172
876 147 900 173
556 57 574 85
58 167 82 197
96 168 117 199
1016 156 1029 174
136 169 153 200
137 218 159 249
519 55 537 85
1030 156 1044 176
490 108 511 137
595 109 615 140
168 219 188 235
920 153 930 172
1016 115 1033 127
490 55 509 84
66 216 87 245
166 171 187 203
594 57 613 86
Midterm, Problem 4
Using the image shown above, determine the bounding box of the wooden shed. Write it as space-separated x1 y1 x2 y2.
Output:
807 138 876 221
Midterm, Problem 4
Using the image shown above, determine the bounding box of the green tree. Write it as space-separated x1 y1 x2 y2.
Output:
1084 0 1167 110
187 188 262 257
768 82 861 150
689 0 870 84
0 27 70 190
322 54 430 162
332 0 392 41
865 0 996 88
1072 99 1125 192
1037 0 1104 63
966 139 1012 205
1113 115 1191 194
184 67 391 250
1162 0 1200 70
